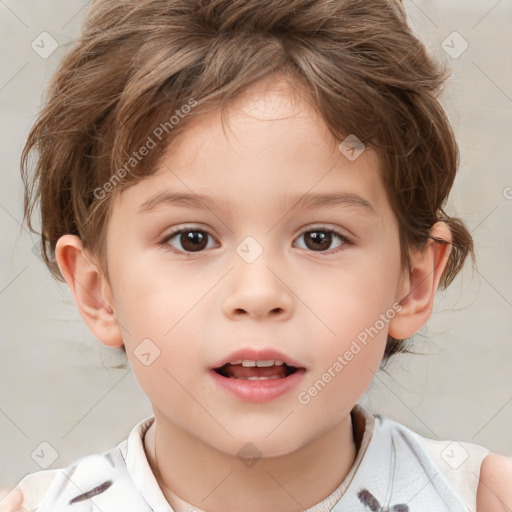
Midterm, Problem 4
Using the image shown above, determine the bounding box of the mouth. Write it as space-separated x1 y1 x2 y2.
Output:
213 360 301 380
209 353 307 402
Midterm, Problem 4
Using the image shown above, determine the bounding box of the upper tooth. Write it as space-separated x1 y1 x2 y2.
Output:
239 360 283 367
256 360 274 367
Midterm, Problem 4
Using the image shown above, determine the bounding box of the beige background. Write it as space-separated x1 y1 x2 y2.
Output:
0 0 511 490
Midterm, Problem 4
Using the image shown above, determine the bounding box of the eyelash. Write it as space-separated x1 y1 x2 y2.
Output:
157 225 354 256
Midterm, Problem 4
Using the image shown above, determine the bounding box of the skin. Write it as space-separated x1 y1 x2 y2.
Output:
52 75 499 512
476 454 512 511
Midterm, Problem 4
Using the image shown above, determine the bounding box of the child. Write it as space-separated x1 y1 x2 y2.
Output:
4 0 511 510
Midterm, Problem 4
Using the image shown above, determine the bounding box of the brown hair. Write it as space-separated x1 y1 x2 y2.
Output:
21 0 474 367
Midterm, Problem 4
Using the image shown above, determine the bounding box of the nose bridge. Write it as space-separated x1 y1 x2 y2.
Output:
222 234 293 320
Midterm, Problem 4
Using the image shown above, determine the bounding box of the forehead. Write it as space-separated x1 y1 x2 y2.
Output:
114 76 389 217
159 76 328 161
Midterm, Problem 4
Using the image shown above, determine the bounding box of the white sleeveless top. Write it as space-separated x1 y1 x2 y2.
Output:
8 404 489 512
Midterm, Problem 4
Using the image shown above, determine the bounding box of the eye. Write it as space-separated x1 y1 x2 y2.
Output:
159 227 218 254
294 227 352 253
158 225 352 255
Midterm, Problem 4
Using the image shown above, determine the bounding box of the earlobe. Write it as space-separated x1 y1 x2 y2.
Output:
55 234 123 348
388 222 453 340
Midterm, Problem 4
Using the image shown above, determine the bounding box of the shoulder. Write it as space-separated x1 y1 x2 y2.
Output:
382 418 490 510
0 418 155 512
0 448 128 512
476 452 512 512
0 470 59 512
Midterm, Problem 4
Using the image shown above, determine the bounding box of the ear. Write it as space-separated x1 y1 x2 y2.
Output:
55 234 124 348
389 221 453 340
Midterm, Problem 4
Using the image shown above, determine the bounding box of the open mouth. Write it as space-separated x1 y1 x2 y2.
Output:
209 356 307 401
213 360 300 380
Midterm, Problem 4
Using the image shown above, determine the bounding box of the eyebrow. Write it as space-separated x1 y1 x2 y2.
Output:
136 191 377 216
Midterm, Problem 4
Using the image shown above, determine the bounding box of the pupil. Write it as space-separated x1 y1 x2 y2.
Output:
182 231 207 251
306 231 331 251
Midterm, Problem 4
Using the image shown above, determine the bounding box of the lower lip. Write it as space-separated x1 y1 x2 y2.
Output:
209 368 306 403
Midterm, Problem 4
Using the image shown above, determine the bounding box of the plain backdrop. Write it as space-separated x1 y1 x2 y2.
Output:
0 0 511 490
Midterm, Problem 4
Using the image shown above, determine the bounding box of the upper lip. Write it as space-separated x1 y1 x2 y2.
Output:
209 347 306 370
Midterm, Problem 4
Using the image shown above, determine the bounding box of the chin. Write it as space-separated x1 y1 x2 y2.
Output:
211 433 308 461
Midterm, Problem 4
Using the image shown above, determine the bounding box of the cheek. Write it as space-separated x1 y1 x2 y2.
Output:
111 253 188 329
297 284 390 417
119 297 208 417
109 259 206 387
126 354 205 435
298 249 401 384
308 254 401 339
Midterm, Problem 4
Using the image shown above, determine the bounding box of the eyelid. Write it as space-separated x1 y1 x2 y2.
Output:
297 222 354 242
159 225 219 250
300 223 352 237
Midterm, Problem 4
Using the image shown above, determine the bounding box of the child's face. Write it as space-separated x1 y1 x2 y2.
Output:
102 77 408 456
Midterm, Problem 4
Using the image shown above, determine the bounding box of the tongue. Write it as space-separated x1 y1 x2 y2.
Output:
222 364 288 379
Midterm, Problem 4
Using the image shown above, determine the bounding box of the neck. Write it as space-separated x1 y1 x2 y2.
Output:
144 410 358 512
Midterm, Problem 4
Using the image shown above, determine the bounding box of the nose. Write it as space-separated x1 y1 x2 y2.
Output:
221 252 294 322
